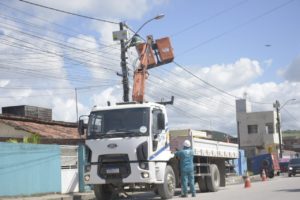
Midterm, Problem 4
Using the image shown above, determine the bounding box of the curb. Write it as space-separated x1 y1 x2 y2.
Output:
0 192 95 200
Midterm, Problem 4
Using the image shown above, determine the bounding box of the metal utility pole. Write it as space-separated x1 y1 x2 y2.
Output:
119 22 129 102
274 100 282 158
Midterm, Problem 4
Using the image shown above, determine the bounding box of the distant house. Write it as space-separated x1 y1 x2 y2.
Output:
236 99 280 158
0 114 83 145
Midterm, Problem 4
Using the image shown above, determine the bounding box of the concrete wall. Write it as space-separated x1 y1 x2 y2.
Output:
0 142 61 196
237 111 279 149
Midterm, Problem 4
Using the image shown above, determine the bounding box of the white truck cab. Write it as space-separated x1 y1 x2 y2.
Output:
79 102 176 199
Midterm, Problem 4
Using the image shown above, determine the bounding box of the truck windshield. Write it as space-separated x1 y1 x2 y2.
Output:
87 108 149 139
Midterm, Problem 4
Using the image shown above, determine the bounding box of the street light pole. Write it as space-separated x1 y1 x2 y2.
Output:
273 98 296 158
274 100 282 158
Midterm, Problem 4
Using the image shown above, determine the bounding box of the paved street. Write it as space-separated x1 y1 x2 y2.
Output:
1 175 299 200
118 175 300 200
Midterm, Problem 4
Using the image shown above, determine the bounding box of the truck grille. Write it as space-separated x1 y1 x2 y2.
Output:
98 154 131 179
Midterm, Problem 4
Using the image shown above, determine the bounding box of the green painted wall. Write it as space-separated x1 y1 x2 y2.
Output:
0 142 61 196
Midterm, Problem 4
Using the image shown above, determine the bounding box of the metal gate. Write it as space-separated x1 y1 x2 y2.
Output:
60 145 79 193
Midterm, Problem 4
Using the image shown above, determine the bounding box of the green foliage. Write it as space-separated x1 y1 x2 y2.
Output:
283 130 300 138
6 138 19 143
23 134 40 144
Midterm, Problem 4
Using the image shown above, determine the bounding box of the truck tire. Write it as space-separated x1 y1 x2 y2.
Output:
157 165 176 199
197 176 209 193
206 164 220 192
94 184 114 200
268 170 275 178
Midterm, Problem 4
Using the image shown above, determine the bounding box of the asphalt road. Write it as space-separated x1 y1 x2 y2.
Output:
118 174 300 200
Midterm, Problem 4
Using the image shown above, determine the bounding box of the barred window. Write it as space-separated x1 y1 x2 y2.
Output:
248 125 258 134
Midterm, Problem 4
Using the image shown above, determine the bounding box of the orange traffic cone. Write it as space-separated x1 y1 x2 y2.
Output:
261 169 267 181
244 172 251 188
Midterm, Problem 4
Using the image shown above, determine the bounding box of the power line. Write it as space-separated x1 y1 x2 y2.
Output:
19 0 119 25
173 61 239 98
171 0 248 37
177 0 295 57
282 107 298 121
0 2 119 49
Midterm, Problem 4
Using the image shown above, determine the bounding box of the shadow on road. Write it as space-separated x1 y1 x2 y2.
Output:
117 190 184 200
275 189 300 193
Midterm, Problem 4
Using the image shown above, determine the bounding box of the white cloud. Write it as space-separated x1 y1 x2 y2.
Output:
199 58 263 90
281 55 300 82
145 58 300 134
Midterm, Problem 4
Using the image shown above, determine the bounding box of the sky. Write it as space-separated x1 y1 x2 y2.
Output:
0 0 299 135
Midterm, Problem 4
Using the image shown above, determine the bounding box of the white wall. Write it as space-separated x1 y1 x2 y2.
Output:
237 111 279 148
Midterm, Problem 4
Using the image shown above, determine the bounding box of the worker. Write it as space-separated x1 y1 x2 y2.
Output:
175 140 196 197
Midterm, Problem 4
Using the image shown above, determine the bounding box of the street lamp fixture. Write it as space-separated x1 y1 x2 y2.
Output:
134 14 165 37
126 14 165 48
274 98 296 158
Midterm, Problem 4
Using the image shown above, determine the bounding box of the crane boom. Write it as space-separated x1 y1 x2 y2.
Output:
132 35 174 103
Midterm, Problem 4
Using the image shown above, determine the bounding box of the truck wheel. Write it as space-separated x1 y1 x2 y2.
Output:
158 165 176 199
206 164 220 192
288 173 292 177
94 184 114 200
197 176 208 192
268 170 275 178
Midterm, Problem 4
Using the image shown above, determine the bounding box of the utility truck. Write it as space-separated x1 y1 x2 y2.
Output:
78 35 239 199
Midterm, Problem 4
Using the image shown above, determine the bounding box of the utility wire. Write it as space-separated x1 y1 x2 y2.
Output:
282 107 298 121
172 61 273 105
19 0 119 24
171 0 248 37
173 61 239 99
0 2 119 49
178 0 295 57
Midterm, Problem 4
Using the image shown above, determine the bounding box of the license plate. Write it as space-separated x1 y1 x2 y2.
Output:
106 168 119 174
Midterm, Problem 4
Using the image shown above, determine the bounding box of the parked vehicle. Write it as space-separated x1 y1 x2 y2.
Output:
279 158 290 173
250 153 280 178
288 158 300 177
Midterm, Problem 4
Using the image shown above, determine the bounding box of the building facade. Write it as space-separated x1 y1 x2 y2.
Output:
236 99 280 158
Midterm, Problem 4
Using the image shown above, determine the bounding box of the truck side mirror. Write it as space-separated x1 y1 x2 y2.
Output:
78 119 85 135
157 113 165 130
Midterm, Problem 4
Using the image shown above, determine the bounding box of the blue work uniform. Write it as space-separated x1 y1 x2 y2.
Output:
175 147 195 196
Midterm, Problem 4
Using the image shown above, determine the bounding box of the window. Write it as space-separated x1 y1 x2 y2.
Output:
265 123 274 134
152 109 163 136
247 125 258 134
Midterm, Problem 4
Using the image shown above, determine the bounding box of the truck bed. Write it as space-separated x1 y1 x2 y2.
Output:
170 129 239 159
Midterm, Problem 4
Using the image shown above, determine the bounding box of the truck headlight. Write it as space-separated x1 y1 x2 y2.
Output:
289 167 293 170
141 172 149 178
139 162 149 170
84 175 90 181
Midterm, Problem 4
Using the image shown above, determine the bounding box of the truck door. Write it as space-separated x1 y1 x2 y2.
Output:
151 109 166 154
